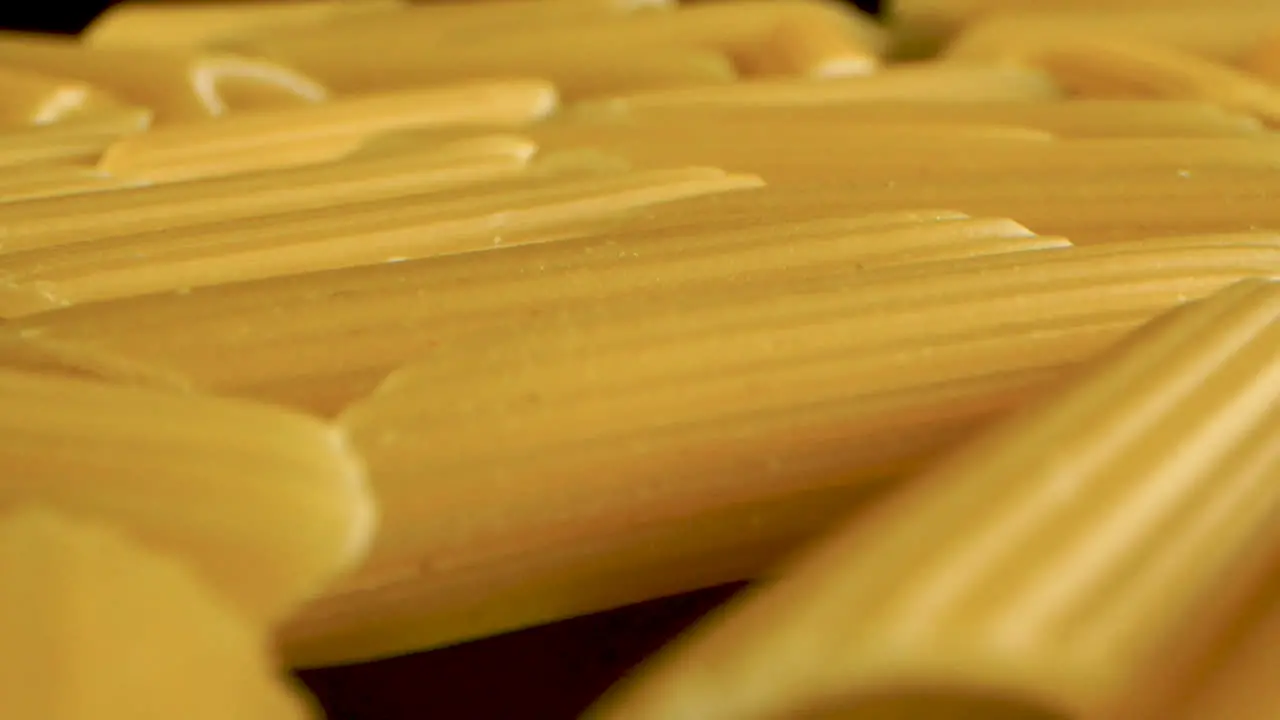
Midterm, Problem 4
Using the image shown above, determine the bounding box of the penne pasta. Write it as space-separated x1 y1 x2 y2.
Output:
269 240 1280 663
0 206 1049 412
1 1 1279 713
0 63 129 126
569 99 1265 137
97 81 557 181
0 134 536 258
889 0 1280 57
606 61 1063 105
0 507 314 720
945 8 1280 63
0 32 328 123
83 0 407 52
588 277 1280 720
1178 578 1280 720
0 367 374 623
218 0 658 52
222 0 882 92
619 173 1280 244
0 166 761 317
1011 36 1280 125
0 164 146 203
0 105 153 169
509 115 1280 181
1239 26 1280 86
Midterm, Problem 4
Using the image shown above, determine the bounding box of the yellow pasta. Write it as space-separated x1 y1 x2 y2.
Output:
0 367 374 623
944 8 1280 63
216 0 656 51
587 277 1280 720
0 507 314 720
613 171 1280 244
889 0 1280 58
0 164 145 203
0 32 327 123
1004 36 1280 125
571 98 1265 137
0 206 1051 412
97 81 557 181
607 61 1063 105
0 63 130 126
83 0 407 52
1179 580 1280 720
219 0 882 98
510 113 1280 183
1239 26 1280 86
272 238 1280 664
0 1 1278 715
0 134 535 258
0 165 760 316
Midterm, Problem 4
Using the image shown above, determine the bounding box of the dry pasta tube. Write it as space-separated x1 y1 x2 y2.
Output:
97 80 557 181
83 0 406 51
1239 27 1280 86
0 134 536 258
1178 578 1280 720
512 116 1280 182
0 63 131 126
605 62 1062 105
0 367 374 624
1016 36 1280 125
0 213 1060 386
0 165 146 204
887 0 1280 58
224 0 882 90
220 0 658 51
0 208 1049 414
0 216 1273 410
0 32 327 123
0 507 315 720
570 99 1264 138
944 8 1280 64
276 240 1280 664
0 166 761 318
694 172 1280 244
587 277 1280 720
235 34 736 102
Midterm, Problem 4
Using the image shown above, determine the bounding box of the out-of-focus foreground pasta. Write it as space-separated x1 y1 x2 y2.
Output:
0 0 1277 717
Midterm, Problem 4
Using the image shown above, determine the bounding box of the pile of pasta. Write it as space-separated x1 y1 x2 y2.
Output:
1 0 1278 717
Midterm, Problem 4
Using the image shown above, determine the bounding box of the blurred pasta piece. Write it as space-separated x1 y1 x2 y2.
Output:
0 63 131 126
1179 578 1280 720
0 32 328 123
0 164 145 203
588 277 1280 720
97 80 557 181
599 61 1063 105
570 98 1264 137
944 8 1280 63
0 368 374 623
0 134 535 261
219 0 883 98
83 0 406 51
1240 26 1280 86
976 36 1280 126
0 507 316 720
889 0 1280 58
506 114 1280 183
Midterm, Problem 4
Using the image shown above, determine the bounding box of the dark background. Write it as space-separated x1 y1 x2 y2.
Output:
0 1 877 717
